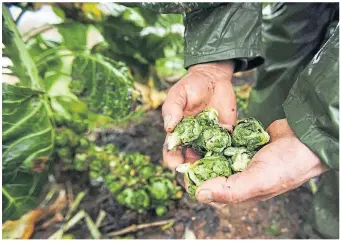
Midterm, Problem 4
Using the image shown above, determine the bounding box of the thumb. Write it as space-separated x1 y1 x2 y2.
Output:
162 84 187 132
195 162 272 204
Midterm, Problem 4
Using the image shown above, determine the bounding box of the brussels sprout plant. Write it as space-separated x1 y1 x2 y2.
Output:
170 108 270 199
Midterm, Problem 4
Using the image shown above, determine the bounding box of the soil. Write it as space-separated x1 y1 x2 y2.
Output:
32 108 321 239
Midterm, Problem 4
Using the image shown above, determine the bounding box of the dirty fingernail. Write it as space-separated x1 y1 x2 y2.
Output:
197 189 213 204
164 115 172 130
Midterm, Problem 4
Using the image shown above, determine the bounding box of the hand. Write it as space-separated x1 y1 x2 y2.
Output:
162 61 237 170
194 119 329 205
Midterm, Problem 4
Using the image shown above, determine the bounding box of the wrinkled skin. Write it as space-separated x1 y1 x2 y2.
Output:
193 119 329 205
162 61 236 170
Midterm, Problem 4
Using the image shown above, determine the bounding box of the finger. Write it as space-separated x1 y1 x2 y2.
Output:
219 123 234 133
210 82 237 126
184 174 190 192
162 84 187 133
184 148 201 164
162 136 184 171
162 148 184 171
195 161 276 204
266 119 295 142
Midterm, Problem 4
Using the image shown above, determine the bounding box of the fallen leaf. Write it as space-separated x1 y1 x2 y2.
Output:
2 209 44 239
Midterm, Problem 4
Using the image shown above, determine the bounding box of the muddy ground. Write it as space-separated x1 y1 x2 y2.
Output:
32 109 321 239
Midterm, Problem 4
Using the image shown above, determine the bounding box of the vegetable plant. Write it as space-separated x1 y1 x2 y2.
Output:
168 108 270 198
2 3 143 221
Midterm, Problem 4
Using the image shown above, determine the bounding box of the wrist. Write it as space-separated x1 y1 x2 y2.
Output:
188 60 235 81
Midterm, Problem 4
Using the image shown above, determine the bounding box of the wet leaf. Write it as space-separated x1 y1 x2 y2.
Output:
2 171 48 222
71 54 138 120
2 84 54 180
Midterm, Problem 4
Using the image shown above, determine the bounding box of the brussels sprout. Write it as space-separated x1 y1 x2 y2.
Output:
74 153 88 171
139 165 155 179
79 138 89 149
89 159 106 179
155 206 167 216
231 118 270 150
194 126 231 153
126 176 139 187
55 131 69 147
57 147 73 159
176 155 232 198
133 189 150 213
165 116 202 150
231 152 254 172
148 177 174 201
125 152 150 167
54 114 66 126
104 143 119 155
62 129 80 148
223 146 248 157
116 188 134 206
195 108 219 126
68 119 88 134
117 188 150 213
104 175 123 194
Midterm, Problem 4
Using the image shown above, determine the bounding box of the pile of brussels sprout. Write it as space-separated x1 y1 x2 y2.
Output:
52 114 182 216
53 113 91 171
165 108 270 198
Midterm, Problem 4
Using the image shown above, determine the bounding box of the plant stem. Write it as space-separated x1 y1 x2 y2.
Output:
106 219 175 237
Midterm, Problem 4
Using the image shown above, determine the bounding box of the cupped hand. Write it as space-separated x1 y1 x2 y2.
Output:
194 119 329 205
162 61 237 170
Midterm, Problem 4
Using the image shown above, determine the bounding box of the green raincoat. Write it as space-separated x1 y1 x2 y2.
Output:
139 3 339 238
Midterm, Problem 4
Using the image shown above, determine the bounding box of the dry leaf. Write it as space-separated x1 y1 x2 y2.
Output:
2 209 44 239
134 80 167 111
2 190 68 239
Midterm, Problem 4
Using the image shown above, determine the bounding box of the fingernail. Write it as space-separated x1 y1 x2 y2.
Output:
164 115 172 130
197 189 213 204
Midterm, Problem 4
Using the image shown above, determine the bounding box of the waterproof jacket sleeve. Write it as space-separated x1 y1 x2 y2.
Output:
183 3 264 71
283 24 339 170
137 3 265 72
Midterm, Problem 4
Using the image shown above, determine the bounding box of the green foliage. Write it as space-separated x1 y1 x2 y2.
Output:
173 108 270 199
82 3 187 87
2 4 143 221
2 5 55 221
2 171 48 221
2 85 54 179
71 54 137 120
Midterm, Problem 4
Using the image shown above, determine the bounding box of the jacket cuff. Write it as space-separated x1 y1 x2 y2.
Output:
185 48 264 72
